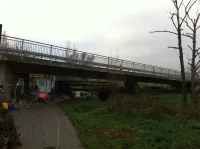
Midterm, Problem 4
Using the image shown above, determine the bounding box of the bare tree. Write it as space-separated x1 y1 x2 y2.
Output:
183 1 200 104
150 0 197 105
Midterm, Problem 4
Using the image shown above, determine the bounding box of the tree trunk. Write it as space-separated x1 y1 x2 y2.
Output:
191 79 196 104
191 25 197 104
179 53 187 104
177 25 187 104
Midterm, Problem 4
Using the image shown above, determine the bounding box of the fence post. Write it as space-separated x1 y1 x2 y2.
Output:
153 66 155 76
50 45 53 62
21 39 24 51
73 50 76 66
65 49 68 58
133 62 135 73
20 39 25 60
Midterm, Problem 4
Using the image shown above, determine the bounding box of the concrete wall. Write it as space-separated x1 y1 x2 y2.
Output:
0 61 5 85
0 61 17 96
0 61 29 97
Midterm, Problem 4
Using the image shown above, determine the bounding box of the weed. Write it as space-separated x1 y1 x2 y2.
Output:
59 94 200 149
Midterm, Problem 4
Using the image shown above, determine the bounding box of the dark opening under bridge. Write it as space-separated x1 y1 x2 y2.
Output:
0 35 191 95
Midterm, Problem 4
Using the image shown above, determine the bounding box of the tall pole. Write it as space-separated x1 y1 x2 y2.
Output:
0 24 2 43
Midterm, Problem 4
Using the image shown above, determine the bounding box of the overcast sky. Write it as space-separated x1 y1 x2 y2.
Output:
0 0 198 70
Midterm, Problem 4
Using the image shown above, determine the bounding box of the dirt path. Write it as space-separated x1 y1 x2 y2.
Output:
12 103 83 149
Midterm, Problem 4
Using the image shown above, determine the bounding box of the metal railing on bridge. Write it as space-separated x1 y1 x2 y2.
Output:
0 35 190 81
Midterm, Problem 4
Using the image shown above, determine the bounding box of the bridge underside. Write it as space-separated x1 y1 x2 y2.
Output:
0 54 191 96
0 55 186 85
0 54 185 84
3 60 185 84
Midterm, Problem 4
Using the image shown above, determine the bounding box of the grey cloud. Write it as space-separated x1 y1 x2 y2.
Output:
16 10 194 71
70 11 181 70
72 10 197 70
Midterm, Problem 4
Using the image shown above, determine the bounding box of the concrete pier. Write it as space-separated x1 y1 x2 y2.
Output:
0 61 29 97
124 81 139 94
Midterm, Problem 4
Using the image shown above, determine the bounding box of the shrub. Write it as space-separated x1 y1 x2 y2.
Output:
97 87 112 101
107 94 180 118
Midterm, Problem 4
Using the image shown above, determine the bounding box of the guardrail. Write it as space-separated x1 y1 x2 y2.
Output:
0 35 190 81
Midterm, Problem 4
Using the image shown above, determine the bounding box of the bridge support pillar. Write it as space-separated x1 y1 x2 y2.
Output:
0 61 30 98
0 61 18 97
124 81 139 94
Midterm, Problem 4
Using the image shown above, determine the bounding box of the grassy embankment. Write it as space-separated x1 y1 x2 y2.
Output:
59 94 200 149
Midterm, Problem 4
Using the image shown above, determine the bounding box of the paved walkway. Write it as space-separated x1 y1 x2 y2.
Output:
12 102 83 149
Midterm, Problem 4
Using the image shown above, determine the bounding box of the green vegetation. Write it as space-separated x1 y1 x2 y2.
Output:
138 82 171 89
59 94 200 149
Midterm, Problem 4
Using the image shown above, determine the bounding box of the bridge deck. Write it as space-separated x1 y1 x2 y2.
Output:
0 35 190 82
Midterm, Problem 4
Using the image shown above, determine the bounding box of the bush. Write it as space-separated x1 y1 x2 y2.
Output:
97 87 112 101
107 94 200 120
107 94 180 118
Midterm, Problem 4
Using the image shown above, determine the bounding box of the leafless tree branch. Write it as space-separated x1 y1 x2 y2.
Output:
171 13 178 30
168 46 179 49
196 60 200 68
171 12 194 30
186 53 192 61
197 47 200 52
197 25 200 29
182 33 193 39
172 0 178 9
188 45 193 51
179 0 184 8
197 0 200 15
181 0 198 26
195 63 200 71
187 33 194 35
150 30 178 35
196 13 200 24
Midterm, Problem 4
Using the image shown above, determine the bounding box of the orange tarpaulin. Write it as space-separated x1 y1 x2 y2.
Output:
39 92 46 99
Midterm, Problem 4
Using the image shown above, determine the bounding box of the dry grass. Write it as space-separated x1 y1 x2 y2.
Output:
107 93 200 119
99 126 136 140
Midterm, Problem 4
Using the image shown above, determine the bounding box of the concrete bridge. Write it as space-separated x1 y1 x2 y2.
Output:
0 34 191 95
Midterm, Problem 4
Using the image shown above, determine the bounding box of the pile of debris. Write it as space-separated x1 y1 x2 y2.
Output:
0 107 21 149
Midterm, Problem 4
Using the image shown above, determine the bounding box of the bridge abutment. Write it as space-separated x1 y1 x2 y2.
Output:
124 81 139 94
0 61 17 97
0 61 29 97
